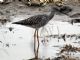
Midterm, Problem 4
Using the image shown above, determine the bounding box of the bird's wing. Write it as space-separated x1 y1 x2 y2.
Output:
12 15 48 25
24 15 47 25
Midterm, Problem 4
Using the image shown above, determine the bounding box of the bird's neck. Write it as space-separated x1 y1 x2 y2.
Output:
48 10 55 20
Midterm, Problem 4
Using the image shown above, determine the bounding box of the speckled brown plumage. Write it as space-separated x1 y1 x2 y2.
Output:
12 6 72 29
12 5 72 59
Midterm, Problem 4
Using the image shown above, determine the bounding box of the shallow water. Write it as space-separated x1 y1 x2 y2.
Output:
0 2 80 59
0 14 80 60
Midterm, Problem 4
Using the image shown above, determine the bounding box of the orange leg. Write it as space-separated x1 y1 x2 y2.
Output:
34 29 39 59
36 29 39 59
34 30 37 58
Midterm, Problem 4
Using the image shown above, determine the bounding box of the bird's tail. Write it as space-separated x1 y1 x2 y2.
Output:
12 20 27 26
12 22 20 24
12 21 24 25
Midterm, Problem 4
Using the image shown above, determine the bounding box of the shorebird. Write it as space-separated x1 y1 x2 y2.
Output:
12 5 72 59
